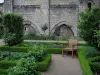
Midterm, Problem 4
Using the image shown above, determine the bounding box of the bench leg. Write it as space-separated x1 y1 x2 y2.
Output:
72 50 74 58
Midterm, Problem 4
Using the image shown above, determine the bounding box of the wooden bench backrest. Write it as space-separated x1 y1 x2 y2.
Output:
68 40 78 48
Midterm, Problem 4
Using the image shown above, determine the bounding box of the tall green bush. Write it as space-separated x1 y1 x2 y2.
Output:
78 8 100 48
3 13 24 46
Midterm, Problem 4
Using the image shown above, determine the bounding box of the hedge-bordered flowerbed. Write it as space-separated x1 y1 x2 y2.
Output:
0 59 41 75
0 44 52 75
78 46 94 75
0 54 52 74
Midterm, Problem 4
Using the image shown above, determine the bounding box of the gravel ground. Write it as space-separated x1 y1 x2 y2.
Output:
42 54 83 75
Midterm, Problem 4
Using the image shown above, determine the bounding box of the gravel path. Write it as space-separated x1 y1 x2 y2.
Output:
42 54 83 75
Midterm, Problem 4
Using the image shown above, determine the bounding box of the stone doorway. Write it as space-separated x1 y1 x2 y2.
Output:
54 24 74 37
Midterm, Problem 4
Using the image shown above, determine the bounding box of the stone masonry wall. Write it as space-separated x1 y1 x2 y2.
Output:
4 0 100 37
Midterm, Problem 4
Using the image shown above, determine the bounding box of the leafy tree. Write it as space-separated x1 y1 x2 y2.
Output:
3 13 24 46
78 8 100 48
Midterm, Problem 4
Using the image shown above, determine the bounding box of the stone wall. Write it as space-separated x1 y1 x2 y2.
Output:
3 0 100 37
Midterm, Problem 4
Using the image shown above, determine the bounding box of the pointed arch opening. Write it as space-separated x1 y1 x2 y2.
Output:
23 20 40 35
53 24 74 37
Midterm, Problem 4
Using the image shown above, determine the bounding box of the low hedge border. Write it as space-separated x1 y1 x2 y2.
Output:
78 46 93 75
89 56 100 73
0 69 8 75
0 60 42 75
0 46 30 52
36 54 52 72
0 46 62 54
0 69 41 75
0 60 17 69
47 48 62 54
36 71 41 75
0 54 51 73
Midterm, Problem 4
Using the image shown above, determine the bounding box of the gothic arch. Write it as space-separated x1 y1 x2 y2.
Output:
24 20 40 35
51 21 74 37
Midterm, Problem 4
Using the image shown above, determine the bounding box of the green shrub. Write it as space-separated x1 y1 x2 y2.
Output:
15 42 44 47
84 47 100 58
36 54 51 71
15 42 87 48
0 45 48 62
77 8 100 47
78 46 93 75
8 58 37 75
0 51 26 60
27 45 48 62
89 56 100 73
89 56 100 62
24 34 56 40
3 13 24 46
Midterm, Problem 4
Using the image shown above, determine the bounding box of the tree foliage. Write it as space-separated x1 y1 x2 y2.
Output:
3 13 24 46
78 8 100 47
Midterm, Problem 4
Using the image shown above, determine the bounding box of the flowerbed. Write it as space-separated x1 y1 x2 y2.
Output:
0 59 41 75
78 46 100 75
78 46 93 75
0 43 52 75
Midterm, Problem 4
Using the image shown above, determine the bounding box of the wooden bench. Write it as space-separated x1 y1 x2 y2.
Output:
62 40 78 58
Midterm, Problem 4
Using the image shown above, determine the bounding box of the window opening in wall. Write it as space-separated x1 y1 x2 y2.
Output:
88 2 92 9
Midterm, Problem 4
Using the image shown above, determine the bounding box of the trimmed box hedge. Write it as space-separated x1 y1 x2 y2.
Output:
47 48 62 54
0 69 41 75
78 46 93 75
0 46 62 54
0 46 29 52
36 54 52 72
0 60 17 69
36 71 41 75
0 54 51 73
0 60 42 75
0 69 8 75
